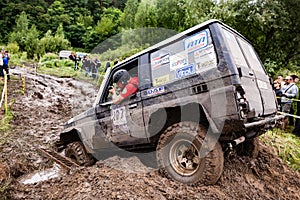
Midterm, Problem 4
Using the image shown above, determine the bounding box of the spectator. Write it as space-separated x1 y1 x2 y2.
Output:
291 74 299 83
273 80 282 111
2 50 10 80
277 75 285 87
105 58 111 72
92 58 101 79
89 58 95 78
109 69 138 105
288 75 299 126
281 76 298 130
82 55 89 76
293 93 300 137
0 50 4 80
69 52 80 70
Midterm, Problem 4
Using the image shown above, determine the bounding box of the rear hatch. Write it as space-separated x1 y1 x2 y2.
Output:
222 28 277 118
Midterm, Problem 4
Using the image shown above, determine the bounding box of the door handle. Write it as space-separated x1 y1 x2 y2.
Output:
129 103 137 109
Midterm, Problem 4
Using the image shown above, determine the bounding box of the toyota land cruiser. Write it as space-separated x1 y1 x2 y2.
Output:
58 19 283 185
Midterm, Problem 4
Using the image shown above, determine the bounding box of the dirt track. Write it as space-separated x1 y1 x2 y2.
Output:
0 69 300 199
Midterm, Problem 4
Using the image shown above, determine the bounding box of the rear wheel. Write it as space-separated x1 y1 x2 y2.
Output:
65 141 95 166
156 122 224 185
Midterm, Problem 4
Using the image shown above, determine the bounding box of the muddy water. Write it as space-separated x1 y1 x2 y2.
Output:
19 164 63 185
11 68 98 117
5 68 99 184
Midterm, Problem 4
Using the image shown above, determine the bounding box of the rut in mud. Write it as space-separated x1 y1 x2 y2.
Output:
0 68 300 199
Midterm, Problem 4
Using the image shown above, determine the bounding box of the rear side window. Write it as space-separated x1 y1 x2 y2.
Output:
223 28 265 74
150 28 217 86
222 28 248 68
236 38 265 74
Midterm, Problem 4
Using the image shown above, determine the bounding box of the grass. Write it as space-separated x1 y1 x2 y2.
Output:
37 59 106 87
0 80 14 134
37 64 78 78
0 110 14 133
260 126 300 171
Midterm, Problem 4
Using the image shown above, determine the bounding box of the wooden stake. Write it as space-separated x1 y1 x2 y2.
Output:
4 71 8 114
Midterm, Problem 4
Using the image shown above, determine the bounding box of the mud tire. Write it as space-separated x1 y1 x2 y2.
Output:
156 122 224 185
65 141 95 166
236 137 259 158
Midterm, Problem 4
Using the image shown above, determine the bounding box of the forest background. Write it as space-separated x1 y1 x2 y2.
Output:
0 0 299 77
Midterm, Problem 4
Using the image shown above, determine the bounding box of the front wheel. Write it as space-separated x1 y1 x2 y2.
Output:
156 122 224 185
65 141 95 166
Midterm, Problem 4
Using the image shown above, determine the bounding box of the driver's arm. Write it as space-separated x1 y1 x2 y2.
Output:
109 86 125 104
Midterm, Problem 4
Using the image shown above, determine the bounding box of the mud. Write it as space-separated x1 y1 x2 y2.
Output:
0 67 300 199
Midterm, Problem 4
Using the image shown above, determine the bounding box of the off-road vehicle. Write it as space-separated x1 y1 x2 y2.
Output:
58 19 283 185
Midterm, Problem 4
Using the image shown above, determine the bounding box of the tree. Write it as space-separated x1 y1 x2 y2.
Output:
39 24 70 55
24 25 40 59
83 7 122 51
9 11 30 51
120 0 139 29
42 0 71 33
201 0 299 73
156 0 187 31
184 0 216 29
134 0 158 28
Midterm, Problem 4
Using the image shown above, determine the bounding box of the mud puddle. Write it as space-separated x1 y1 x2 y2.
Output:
19 164 63 185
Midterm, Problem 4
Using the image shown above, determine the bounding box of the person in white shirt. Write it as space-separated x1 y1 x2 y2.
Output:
281 76 299 129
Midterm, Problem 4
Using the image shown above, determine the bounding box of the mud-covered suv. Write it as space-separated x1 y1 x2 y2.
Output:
58 20 283 185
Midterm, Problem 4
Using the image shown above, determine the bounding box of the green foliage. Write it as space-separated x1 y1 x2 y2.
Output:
155 0 187 31
264 59 281 76
9 11 29 51
207 0 299 68
24 25 40 59
43 0 71 33
6 43 19 54
83 7 122 51
94 44 148 62
0 108 14 133
39 53 74 69
261 128 300 171
39 24 70 56
8 12 41 59
184 0 216 27
134 0 158 28
0 0 299 76
9 52 31 67
121 0 139 29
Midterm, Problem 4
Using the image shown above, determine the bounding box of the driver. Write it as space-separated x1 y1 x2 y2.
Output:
109 69 138 104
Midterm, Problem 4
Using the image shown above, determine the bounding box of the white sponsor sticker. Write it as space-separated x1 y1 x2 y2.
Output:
194 44 217 72
257 80 269 90
176 64 195 79
147 86 165 96
151 54 170 70
184 30 208 53
170 52 188 71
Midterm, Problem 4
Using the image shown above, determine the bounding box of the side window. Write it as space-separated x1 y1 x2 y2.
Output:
223 28 266 74
101 59 139 103
222 28 248 68
150 28 217 86
236 37 265 74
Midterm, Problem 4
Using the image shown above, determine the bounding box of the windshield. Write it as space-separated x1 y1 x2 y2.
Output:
94 67 111 107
